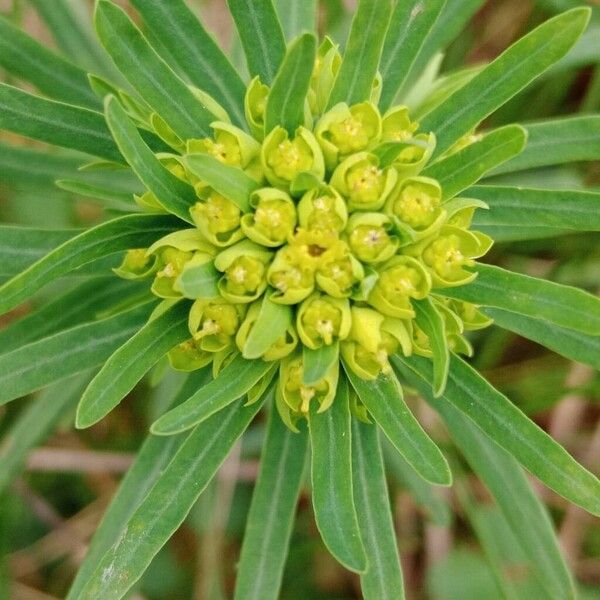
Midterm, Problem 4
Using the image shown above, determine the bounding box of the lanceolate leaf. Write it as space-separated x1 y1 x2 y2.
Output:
303 342 339 386
395 354 600 516
0 373 91 494
439 263 600 335
76 302 191 429
414 297 449 396
470 185 600 239
151 354 273 435
55 179 137 212
243 297 292 359
379 0 445 111
265 33 317 135
128 0 247 127
489 115 600 175
352 420 405 600
420 8 591 158
0 214 180 316
95 0 215 140
66 370 211 600
424 125 527 201
177 261 220 300
105 96 197 223
0 16 99 109
228 0 286 84
308 378 367 573
183 154 259 212
328 0 393 108
344 365 451 485
273 0 317 39
234 409 308 600
78 397 264 600
439 404 574 600
483 308 600 371
0 302 152 406
0 83 122 162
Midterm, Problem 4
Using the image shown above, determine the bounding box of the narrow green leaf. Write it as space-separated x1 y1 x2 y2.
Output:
352 420 405 600
105 96 197 223
95 0 214 139
76 302 191 429
0 302 152 406
344 365 451 485
274 0 317 39
489 115 600 176
0 373 90 494
379 0 445 111
234 408 308 600
438 263 600 335
78 397 263 600
0 214 180 316
128 0 247 127
439 403 574 600
483 308 600 371
0 278 146 354
151 354 273 435
414 297 449 396
66 370 210 599
177 261 220 300
424 125 527 201
243 297 292 359
0 15 99 109
395 354 600 516
183 154 258 212
303 342 339 386
55 179 137 212
328 0 393 108
228 0 286 84
265 33 317 135
419 8 591 158
308 378 367 573
0 83 122 162
470 185 600 240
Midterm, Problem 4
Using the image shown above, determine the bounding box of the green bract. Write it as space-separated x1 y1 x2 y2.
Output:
1 1 600 599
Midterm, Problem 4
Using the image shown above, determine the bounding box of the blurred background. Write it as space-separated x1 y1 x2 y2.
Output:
0 1 599 598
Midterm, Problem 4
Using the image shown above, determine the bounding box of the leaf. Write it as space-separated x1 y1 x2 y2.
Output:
414 297 449 396
183 154 259 212
77 396 264 600
438 263 600 335
0 302 152 406
265 33 317 135
105 96 197 223
483 307 600 371
242 297 292 359
423 125 527 201
0 214 180 316
273 0 317 39
438 402 574 600
344 365 451 485
177 261 220 300
488 115 600 176
328 0 393 108
0 15 99 109
0 278 146 354
0 83 122 162
76 302 191 429
303 342 339 386
94 0 214 140
234 408 308 600
151 354 273 435
419 8 591 158
379 0 445 111
308 377 367 573
228 0 287 84
395 354 600 516
55 179 137 212
352 419 405 600
0 373 90 494
128 0 247 128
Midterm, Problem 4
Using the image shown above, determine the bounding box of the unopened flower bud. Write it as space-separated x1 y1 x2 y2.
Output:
268 245 315 304
309 37 342 115
114 248 157 280
168 338 212 371
241 188 297 247
297 186 348 232
346 212 398 263
381 105 418 143
188 298 245 352
190 188 243 247
297 293 351 349
316 240 364 298
245 76 270 140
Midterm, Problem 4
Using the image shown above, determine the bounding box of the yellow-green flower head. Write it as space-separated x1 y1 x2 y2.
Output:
262 126 325 189
316 240 364 298
297 186 348 232
189 298 245 352
190 188 243 247
244 76 270 140
297 294 351 348
381 105 419 143
113 248 157 280
268 245 316 304
241 188 297 247
346 212 398 264
309 37 342 116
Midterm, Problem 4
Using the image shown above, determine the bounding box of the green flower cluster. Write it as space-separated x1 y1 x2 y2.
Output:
117 41 493 425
